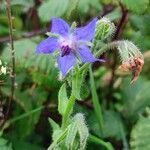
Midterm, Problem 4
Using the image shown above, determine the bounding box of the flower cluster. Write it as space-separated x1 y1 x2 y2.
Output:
36 18 104 76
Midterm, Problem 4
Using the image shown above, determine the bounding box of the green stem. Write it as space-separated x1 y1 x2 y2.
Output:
89 66 103 132
62 93 76 130
89 135 114 150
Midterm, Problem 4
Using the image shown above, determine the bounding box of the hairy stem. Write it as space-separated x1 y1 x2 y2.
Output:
5 0 15 121
61 93 76 130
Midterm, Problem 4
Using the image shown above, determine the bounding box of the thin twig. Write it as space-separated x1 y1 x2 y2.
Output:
113 3 128 40
0 29 46 43
5 0 15 123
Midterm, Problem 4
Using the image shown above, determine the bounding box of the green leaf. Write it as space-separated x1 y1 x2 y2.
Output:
0 0 34 11
121 77 150 120
130 14 150 36
11 0 34 7
0 25 8 36
105 8 121 21
11 139 44 150
74 113 89 149
38 0 69 22
2 39 36 63
58 83 68 116
130 111 150 150
48 118 60 131
48 118 62 142
0 14 23 30
48 129 68 150
78 0 102 15
103 110 124 140
89 135 114 150
66 0 79 21
0 137 12 150
121 0 149 14
65 122 78 149
2 39 57 74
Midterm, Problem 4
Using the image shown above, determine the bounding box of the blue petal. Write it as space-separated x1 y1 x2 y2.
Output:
36 37 59 54
51 18 70 36
77 45 102 62
57 53 76 76
74 18 97 41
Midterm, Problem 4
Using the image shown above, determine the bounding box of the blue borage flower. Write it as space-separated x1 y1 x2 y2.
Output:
36 18 104 76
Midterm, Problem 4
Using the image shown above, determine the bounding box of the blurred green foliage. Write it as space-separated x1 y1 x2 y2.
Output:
0 0 150 149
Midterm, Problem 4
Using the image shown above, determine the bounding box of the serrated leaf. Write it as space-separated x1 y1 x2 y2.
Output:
2 39 36 63
2 39 56 74
38 0 69 22
58 83 68 115
121 77 150 119
130 113 150 150
121 0 149 14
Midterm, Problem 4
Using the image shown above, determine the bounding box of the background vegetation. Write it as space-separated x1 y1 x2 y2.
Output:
0 0 150 149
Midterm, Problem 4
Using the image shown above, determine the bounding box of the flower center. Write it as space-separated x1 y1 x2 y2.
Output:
61 45 72 57
59 35 76 57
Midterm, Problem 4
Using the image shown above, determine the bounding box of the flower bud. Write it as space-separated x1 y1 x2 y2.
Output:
94 17 115 40
117 41 144 83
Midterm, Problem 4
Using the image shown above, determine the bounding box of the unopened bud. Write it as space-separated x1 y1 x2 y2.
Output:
94 17 115 40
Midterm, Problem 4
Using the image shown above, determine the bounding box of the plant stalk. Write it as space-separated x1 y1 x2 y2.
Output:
62 93 76 130
5 0 16 125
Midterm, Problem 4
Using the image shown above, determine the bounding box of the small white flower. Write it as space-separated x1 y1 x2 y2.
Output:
1 66 7 74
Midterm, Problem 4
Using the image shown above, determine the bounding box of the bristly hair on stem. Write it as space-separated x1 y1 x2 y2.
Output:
4 0 16 126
